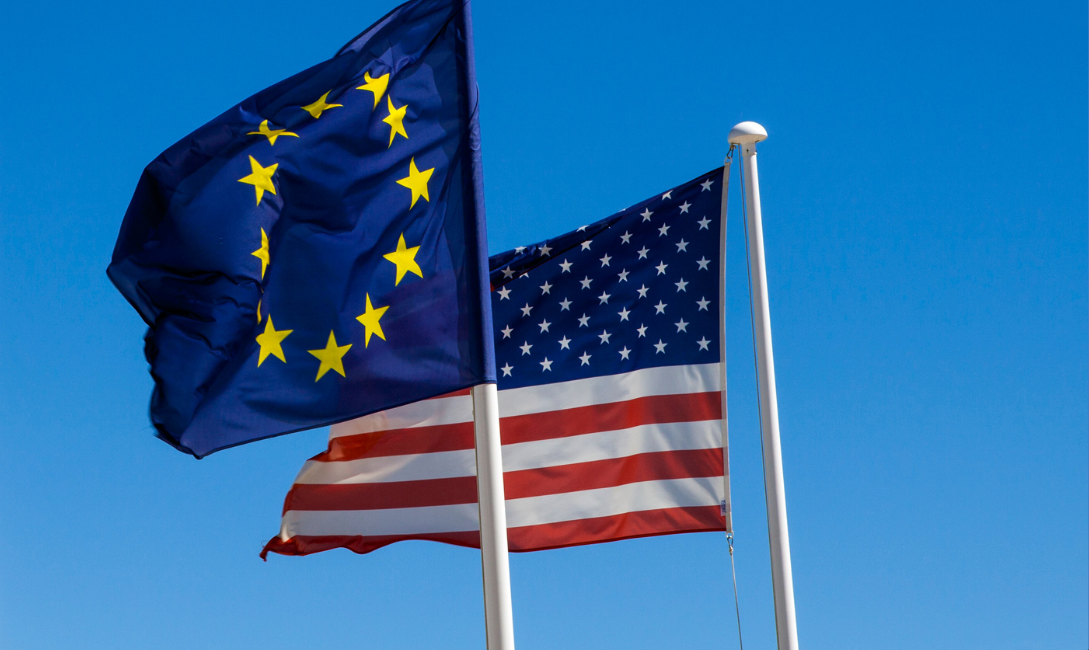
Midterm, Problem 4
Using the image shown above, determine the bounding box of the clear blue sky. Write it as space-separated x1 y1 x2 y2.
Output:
1 0 1085 648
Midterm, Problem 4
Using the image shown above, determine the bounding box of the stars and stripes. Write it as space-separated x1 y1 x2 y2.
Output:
263 168 731 558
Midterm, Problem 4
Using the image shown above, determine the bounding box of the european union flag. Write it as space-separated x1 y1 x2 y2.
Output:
108 0 495 459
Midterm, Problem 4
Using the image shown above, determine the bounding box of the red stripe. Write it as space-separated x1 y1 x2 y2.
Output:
261 506 724 559
317 391 720 462
503 448 723 499
499 391 721 445
506 505 726 551
317 422 475 461
261 530 481 559
283 449 721 512
284 476 478 513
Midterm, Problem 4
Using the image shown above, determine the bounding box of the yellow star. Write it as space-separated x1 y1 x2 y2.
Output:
383 233 423 285
356 70 389 108
251 228 270 279
383 95 408 147
395 157 434 209
308 330 352 381
246 119 298 145
355 294 389 347
255 316 292 366
238 155 278 204
301 91 343 119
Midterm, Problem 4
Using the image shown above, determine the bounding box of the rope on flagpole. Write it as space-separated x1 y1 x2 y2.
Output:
727 533 745 650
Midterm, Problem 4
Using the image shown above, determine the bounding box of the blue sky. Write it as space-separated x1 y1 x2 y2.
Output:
1 0 1085 648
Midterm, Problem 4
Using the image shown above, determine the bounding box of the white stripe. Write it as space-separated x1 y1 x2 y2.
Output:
505 476 724 528
281 502 480 537
294 420 721 485
498 363 720 418
280 477 722 537
500 421 721 472
294 448 477 485
328 364 720 440
330 393 474 439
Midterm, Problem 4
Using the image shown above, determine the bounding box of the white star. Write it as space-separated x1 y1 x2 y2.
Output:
618 346 631 360
679 201 691 214
598 291 611 305
577 225 588 232
520 341 533 356
514 246 526 254
559 259 573 273
637 284 650 298
580 276 593 290
675 278 688 292
701 179 714 192
620 231 632 244
598 330 612 344
675 318 689 332
540 281 552 294
637 246 649 260
654 301 667 314
618 306 631 321
599 253 612 267
520 303 533 317
696 297 710 311
697 337 711 351
676 239 688 252
540 357 553 371
559 297 572 311
501 324 513 338
501 267 515 278
539 244 552 257
636 323 648 338
641 208 653 221
662 190 672 200
656 262 668 275
617 269 629 282
578 314 590 327
558 335 571 350
579 352 592 366
697 217 711 230
580 240 592 251
538 319 551 333
654 339 667 354
658 223 670 237
501 363 514 376
696 256 710 271
498 286 511 300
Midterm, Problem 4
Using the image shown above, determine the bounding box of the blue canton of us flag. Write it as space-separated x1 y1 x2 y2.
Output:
107 0 494 459
489 169 724 388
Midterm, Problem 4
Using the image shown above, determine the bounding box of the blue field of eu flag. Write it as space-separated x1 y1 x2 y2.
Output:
108 0 495 458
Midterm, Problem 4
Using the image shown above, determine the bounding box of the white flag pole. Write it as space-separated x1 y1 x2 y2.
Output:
728 121 800 650
471 382 516 650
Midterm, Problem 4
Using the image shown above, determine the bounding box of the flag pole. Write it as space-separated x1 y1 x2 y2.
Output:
728 121 800 650
471 382 516 650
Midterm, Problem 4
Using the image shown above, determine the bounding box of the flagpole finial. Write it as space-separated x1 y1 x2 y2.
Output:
728 121 767 145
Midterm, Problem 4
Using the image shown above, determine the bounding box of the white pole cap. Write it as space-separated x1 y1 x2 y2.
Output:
728 121 768 145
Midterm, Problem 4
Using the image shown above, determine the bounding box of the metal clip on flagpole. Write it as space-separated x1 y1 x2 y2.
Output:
728 121 800 650
471 382 516 650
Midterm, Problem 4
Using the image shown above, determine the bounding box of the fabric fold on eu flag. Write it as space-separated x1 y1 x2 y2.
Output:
108 0 495 459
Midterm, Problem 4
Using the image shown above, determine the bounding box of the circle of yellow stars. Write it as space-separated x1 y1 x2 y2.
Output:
242 69 433 382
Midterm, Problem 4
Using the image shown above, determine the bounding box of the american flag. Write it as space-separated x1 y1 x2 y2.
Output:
263 167 731 558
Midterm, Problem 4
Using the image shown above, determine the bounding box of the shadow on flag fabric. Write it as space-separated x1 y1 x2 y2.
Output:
263 168 731 558
107 0 495 459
